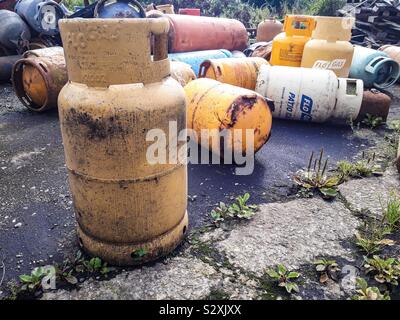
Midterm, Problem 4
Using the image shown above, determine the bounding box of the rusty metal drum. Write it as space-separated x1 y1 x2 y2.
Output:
199 57 269 90
58 18 188 265
184 78 273 156
164 14 248 53
356 89 392 123
13 46 67 112
256 18 283 42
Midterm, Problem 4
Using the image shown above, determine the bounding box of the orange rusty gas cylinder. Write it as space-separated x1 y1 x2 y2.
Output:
256 18 283 42
58 18 188 265
170 61 196 86
185 78 273 156
13 46 67 112
164 14 248 53
198 57 269 90
251 42 273 61
356 89 392 123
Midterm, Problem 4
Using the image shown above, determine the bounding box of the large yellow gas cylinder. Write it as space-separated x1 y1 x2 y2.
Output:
185 78 273 156
301 16 355 77
198 57 269 90
270 15 315 67
58 18 188 265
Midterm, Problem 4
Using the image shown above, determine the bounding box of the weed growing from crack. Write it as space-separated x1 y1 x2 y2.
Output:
293 149 343 199
17 251 114 297
355 219 394 256
210 193 258 226
19 267 54 292
352 278 390 300
314 259 340 284
336 152 383 181
354 191 400 256
382 192 400 233
364 255 400 287
362 114 385 129
266 264 301 294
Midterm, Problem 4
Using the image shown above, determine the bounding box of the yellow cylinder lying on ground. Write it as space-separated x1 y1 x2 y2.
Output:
198 57 269 90
170 61 196 86
185 78 273 156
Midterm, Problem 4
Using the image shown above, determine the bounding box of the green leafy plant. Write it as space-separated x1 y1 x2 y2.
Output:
81 257 109 275
17 251 113 297
337 153 382 180
131 248 148 261
382 192 400 233
362 114 384 129
355 219 394 256
210 193 258 224
314 259 340 283
388 120 400 133
308 0 346 16
266 264 300 294
19 267 53 292
352 278 390 300
293 149 343 199
364 256 400 287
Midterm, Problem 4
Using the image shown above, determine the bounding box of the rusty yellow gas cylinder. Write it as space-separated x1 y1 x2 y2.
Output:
13 46 67 112
170 61 196 86
58 18 188 265
198 57 269 90
185 78 273 155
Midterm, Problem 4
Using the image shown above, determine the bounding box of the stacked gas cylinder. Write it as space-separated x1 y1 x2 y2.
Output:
151 8 274 156
249 15 400 124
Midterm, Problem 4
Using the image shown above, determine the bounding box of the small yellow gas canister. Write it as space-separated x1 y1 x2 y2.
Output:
270 15 315 67
198 57 269 90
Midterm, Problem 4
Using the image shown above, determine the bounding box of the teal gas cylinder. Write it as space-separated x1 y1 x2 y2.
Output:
349 46 400 89
169 49 232 76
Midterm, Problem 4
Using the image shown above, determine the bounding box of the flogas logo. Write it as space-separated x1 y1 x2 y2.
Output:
300 95 313 121
313 59 346 70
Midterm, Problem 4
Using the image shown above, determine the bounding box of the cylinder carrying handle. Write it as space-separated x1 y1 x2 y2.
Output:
94 0 146 18
365 56 400 88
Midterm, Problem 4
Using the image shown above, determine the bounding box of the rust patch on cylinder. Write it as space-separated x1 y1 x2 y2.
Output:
64 108 132 141
225 95 258 129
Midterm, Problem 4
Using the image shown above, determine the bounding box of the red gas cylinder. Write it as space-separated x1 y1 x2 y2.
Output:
0 0 16 11
356 89 392 122
164 14 248 53
178 8 200 16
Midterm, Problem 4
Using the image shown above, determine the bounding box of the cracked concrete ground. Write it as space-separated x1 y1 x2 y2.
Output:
41 167 400 300
1 84 400 300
